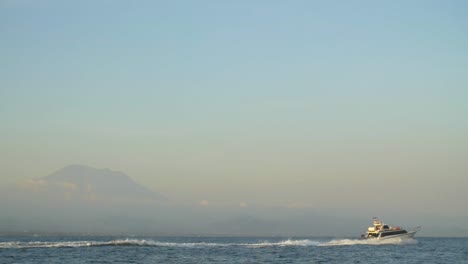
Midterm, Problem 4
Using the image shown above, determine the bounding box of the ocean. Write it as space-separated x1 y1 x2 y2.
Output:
1 236 467 263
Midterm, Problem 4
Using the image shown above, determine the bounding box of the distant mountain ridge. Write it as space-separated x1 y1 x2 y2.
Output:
42 164 165 201
1 165 466 237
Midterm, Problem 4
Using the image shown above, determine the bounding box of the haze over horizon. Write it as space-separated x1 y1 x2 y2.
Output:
1 0 467 235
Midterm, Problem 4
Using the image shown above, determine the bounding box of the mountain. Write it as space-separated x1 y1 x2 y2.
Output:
40 164 165 202
2 165 467 236
0 165 167 234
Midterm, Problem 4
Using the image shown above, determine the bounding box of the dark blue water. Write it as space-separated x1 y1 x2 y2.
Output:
1 236 467 263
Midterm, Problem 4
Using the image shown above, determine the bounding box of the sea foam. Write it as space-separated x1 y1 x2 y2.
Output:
0 239 321 249
0 238 416 249
319 238 418 246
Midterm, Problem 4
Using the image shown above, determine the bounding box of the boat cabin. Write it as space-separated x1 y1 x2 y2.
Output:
363 218 407 239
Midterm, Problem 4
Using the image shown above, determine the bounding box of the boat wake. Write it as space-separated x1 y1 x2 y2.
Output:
0 239 320 249
246 239 320 247
320 238 418 246
0 238 416 249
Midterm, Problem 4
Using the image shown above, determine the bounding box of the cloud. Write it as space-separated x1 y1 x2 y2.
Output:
19 179 80 193
19 179 48 192
199 200 209 206
239 202 248 208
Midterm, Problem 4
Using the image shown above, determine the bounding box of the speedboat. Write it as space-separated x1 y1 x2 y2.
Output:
361 217 420 240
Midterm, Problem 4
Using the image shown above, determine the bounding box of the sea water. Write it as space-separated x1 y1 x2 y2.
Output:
1 236 467 263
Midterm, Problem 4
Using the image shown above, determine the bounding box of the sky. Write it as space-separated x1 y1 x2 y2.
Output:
1 0 468 218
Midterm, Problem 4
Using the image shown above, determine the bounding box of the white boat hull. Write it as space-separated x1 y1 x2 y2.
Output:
376 230 417 240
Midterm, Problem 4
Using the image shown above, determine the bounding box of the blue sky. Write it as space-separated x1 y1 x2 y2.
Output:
1 0 467 214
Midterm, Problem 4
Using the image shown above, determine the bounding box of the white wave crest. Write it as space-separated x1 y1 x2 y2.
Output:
0 241 99 248
0 239 322 249
0 238 417 249
0 239 150 249
247 239 320 248
319 238 418 246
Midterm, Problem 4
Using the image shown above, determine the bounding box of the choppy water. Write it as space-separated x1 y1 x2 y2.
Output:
1 236 467 263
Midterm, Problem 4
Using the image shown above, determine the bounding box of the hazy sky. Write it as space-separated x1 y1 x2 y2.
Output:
1 0 467 215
